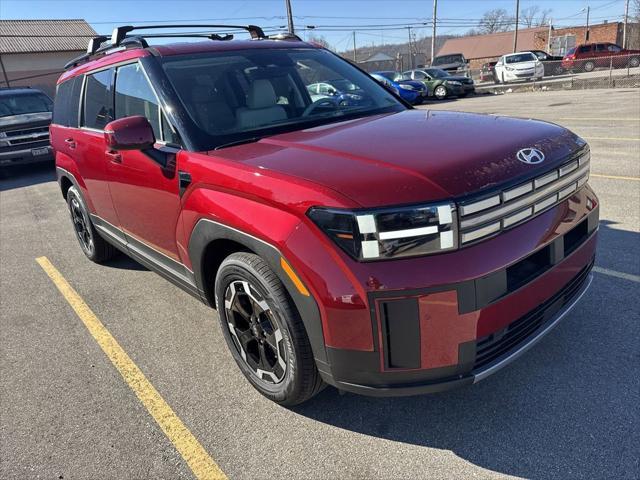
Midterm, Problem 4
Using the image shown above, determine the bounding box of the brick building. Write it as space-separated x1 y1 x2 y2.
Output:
0 20 96 97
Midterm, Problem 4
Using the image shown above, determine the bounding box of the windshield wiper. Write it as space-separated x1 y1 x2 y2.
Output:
214 136 264 151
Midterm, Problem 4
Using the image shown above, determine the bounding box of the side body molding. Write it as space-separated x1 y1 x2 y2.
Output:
188 218 328 364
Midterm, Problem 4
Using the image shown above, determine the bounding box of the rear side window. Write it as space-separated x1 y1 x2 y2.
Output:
53 77 82 127
115 63 161 139
578 45 592 54
83 69 114 130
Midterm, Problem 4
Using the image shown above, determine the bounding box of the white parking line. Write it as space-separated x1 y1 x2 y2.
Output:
593 266 640 283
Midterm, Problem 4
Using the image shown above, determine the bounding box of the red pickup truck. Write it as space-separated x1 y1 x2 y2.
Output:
51 25 598 405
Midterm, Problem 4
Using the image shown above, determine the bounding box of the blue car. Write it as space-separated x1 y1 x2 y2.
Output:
370 71 429 104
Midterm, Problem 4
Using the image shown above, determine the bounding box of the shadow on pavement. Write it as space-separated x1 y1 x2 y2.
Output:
0 163 56 192
293 221 639 480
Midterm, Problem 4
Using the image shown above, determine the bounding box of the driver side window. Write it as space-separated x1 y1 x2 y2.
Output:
413 71 426 80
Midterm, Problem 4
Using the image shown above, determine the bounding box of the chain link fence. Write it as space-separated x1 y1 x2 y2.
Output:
470 53 640 92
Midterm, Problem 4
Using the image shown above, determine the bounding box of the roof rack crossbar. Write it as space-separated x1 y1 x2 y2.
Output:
87 35 110 54
111 24 266 45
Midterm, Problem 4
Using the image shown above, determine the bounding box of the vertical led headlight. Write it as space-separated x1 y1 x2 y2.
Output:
308 203 457 261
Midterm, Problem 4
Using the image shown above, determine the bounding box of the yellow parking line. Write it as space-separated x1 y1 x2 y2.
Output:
583 136 640 142
591 173 640 181
35 256 226 480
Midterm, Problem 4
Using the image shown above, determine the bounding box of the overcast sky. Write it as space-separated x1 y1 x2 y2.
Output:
1 0 628 50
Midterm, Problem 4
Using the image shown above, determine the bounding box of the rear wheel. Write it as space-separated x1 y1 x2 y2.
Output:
434 85 448 100
66 186 116 263
215 252 324 406
629 56 640 68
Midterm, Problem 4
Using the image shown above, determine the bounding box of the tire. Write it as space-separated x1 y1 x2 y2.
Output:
215 252 324 406
629 56 640 68
553 64 564 76
434 85 448 100
66 186 116 263
583 61 595 72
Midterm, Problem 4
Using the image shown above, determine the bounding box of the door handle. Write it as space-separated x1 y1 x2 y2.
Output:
106 150 122 164
64 138 76 149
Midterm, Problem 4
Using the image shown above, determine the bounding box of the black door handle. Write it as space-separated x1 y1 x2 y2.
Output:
178 171 191 197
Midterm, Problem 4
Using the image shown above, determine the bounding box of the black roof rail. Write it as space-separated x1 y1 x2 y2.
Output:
87 35 109 54
111 24 266 46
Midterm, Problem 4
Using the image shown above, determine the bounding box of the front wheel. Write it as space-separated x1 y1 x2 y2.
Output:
434 85 448 100
66 186 116 263
215 252 324 406
629 56 640 68
583 61 595 72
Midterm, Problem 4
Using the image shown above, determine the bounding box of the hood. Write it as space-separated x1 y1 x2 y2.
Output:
398 80 426 89
509 61 537 70
0 112 52 130
210 110 585 208
444 75 473 83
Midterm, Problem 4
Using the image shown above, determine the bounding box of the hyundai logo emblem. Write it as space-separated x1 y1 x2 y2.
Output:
517 148 545 165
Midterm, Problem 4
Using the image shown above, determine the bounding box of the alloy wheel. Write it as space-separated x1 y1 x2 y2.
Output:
224 280 287 384
70 197 94 254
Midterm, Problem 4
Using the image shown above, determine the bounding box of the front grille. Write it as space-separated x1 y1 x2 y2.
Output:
3 126 49 146
473 258 593 370
458 151 591 245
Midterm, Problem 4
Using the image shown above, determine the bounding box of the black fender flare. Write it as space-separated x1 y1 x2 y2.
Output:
188 218 328 364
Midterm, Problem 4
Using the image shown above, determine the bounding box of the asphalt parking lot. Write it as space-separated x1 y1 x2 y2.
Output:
1 88 639 480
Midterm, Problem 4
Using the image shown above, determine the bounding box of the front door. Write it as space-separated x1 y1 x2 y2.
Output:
106 61 184 268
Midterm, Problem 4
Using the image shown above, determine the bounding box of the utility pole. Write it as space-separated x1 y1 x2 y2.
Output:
352 31 357 63
407 26 413 69
431 0 438 65
623 0 630 48
513 0 520 53
285 0 295 34
585 6 590 42
547 18 553 53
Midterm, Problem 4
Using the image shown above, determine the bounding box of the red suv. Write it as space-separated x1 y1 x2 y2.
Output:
562 42 640 72
51 25 599 405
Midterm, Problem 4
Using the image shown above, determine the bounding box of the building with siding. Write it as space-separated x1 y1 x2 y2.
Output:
0 20 97 97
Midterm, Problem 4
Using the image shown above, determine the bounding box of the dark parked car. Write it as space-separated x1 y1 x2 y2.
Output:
52 24 598 406
0 87 54 169
403 68 475 99
526 50 565 76
562 43 640 72
431 53 469 76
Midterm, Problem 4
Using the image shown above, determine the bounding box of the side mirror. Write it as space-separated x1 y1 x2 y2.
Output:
104 116 155 151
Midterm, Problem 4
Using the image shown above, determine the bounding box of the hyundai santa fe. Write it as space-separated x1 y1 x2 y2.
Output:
51 25 598 405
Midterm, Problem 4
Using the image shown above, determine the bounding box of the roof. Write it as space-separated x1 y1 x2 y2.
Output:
0 19 97 54
0 87 47 96
362 52 395 63
437 27 547 60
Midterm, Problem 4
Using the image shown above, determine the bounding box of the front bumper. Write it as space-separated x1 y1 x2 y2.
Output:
0 144 53 166
284 185 599 397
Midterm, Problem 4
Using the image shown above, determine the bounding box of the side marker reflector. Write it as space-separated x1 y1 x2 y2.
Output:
280 257 310 297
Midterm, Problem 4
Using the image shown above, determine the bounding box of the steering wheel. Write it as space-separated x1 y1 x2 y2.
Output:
302 98 339 117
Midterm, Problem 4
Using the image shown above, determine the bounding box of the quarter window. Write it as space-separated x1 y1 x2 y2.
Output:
83 69 114 130
53 76 82 127
115 63 161 139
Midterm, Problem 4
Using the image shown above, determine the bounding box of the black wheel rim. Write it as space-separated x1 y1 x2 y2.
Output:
224 280 287 384
70 197 94 254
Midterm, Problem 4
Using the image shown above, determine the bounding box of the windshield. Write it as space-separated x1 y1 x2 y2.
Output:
566 47 577 56
505 53 536 64
161 48 404 150
432 55 463 65
425 68 449 78
0 92 53 117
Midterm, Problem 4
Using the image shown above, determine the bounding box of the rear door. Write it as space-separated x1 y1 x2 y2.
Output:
107 61 185 267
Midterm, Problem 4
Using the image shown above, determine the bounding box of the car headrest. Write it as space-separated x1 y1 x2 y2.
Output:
247 79 277 109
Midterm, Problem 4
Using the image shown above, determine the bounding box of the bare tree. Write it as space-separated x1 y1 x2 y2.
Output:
521 6 540 27
521 6 552 27
478 8 514 34
308 35 331 50
634 0 640 21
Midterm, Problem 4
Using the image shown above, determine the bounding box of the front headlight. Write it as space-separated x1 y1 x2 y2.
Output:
505 66 514 71
398 84 416 91
446 80 462 86
308 203 457 261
